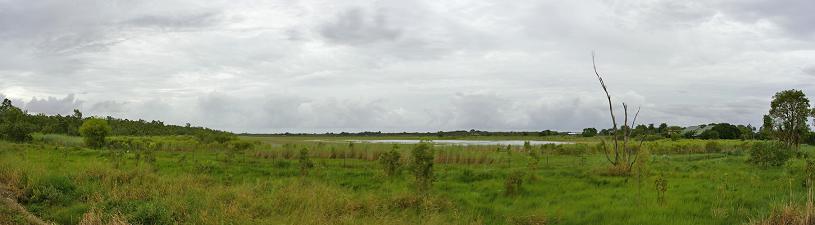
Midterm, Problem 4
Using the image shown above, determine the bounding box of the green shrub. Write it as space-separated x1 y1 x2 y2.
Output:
704 141 722 153
79 118 111 149
747 141 793 167
132 202 173 225
228 140 255 151
379 145 401 177
298 148 314 176
411 142 434 194
24 175 77 205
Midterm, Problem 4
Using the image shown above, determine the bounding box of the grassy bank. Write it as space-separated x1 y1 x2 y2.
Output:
0 135 811 224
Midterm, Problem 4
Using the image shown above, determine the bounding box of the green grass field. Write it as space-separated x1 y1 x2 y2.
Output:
0 135 812 224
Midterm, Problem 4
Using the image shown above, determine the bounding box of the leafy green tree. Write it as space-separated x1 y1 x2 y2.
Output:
0 99 36 142
657 123 668 136
581 128 597 137
699 130 720 140
709 123 741 139
737 124 756 140
79 118 111 149
768 90 811 148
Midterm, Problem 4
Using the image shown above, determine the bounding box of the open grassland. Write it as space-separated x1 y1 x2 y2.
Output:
0 135 812 224
240 134 603 145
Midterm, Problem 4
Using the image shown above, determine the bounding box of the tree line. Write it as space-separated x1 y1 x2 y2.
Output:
0 98 234 143
582 89 815 146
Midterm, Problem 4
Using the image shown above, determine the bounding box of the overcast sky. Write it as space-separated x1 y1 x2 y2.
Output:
1 0 813 133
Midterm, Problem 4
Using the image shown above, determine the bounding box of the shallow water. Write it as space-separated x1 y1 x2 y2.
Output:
313 139 573 146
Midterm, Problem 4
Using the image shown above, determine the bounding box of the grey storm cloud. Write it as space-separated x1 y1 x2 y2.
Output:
0 0 813 133
24 94 83 115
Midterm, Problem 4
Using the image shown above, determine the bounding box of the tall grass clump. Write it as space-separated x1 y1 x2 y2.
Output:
504 171 524 196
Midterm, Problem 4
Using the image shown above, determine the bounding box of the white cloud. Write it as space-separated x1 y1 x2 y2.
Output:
0 0 813 133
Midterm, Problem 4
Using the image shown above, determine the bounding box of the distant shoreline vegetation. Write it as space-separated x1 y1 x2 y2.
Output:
0 98 235 143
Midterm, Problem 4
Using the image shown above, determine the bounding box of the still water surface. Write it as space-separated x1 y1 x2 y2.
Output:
312 139 573 146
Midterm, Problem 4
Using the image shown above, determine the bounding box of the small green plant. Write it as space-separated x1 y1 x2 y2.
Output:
298 148 314 176
655 174 668 205
411 142 434 194
527 147 540 171
504 171 525 196
329 147 338 159
379 144 402 177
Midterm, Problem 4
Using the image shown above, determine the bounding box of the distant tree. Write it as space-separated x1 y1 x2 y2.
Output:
760 115 775 140
657 123 668 136
633 124 648 136
0 99 36 142
581 128 597 137
768 90 811 148
79 118 111 149
737 124 756 140
538 130 559 136
699 130 720 140
710 123 741 139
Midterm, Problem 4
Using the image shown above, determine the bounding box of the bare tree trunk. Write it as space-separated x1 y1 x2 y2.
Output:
591 52 644 170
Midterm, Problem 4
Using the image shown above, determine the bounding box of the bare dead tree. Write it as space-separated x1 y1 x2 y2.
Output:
592 52 643 170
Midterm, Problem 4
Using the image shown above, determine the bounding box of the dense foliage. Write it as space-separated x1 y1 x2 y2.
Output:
79 118 112 149
0 99 36 142
747 141 793 167
0 98 234 141
581 128 597 137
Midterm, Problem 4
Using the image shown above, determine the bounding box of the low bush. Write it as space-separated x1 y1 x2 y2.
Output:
131 202 173 225
23 175 77 206
379 146 401 177
747 142 793 167
705 141 722 153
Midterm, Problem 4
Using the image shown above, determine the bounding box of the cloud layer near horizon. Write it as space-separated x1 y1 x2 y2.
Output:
0 0 813 133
